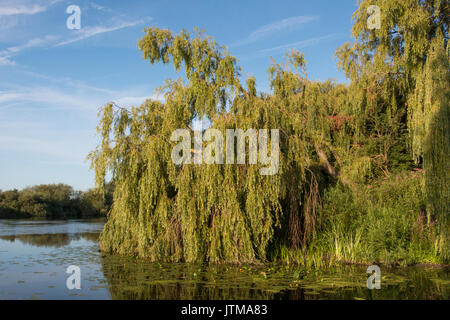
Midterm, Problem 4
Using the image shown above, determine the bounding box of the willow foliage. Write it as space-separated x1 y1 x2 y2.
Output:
410 35 449 260
91 0 449 264
90 28 332 263
336 0 449 260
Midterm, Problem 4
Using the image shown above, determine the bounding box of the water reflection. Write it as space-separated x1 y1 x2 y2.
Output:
0 233 99 248
0 218 105 236
100 255 450 300
102 256 286 300
0 219 448 300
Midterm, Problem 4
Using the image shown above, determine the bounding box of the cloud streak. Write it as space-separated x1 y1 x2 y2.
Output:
233 15 319 47
0 56 15 66
54 19 150 47
0 35 57 66
0 4 46 16
90 2 112 12
0 0 61 16
0 87 100 111
0 17 149 65
0 35 57 56
260 33 339 54
0 71 161 113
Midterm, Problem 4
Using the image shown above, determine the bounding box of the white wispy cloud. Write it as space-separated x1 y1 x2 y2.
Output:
0 35 57 56
0 80 161 171
233 15 319 47
90 2 111 12
0 56 15 65
0 17 149 65
16 70 120 95
0 35 57 66
260 34 338 54
0 4 46 16
0 0 60 16
0 1 61 36
54 19 150 47
0 87 100 110
0 89 162 110
0 70 161 112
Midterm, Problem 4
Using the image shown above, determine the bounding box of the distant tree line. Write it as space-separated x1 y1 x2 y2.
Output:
0 183 113 219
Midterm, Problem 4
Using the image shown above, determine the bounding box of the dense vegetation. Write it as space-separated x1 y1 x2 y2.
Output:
0 183 113 218
90 0 449 265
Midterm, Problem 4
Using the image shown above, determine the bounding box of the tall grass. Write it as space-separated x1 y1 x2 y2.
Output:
276 170 446 266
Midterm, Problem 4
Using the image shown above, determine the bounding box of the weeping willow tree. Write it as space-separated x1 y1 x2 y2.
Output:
89 28 335 263
409 35 449 261
336 0 449 260
90 0 448 264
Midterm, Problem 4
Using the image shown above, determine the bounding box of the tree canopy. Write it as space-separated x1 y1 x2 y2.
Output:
0 183 113 219
91 0 449 264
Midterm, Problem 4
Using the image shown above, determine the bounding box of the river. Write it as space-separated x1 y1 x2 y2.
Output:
0 219 448 300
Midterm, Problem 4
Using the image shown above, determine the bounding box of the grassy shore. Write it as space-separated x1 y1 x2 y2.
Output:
271 170 448 267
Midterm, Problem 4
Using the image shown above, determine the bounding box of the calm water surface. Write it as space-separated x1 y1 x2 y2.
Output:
0 219 448 300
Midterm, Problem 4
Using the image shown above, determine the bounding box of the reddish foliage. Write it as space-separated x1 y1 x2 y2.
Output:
328 115 352 131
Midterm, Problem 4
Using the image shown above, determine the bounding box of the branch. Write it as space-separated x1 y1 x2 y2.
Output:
314 143 338 179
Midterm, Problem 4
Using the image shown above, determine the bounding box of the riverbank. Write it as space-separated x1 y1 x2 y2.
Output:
0 219 448 300
269 171 448 267
0 183 112 219
96 170 448 267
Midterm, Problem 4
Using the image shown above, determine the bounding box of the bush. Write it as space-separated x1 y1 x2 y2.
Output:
313 170 443 265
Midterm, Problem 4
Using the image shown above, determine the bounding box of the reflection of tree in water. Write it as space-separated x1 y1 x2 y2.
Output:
316 267 450 300
0 232 99 248
100 255 450 300
101 255 300 300
80 232 100 242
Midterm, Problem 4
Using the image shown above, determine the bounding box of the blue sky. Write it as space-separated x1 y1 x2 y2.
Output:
0 0 358 191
